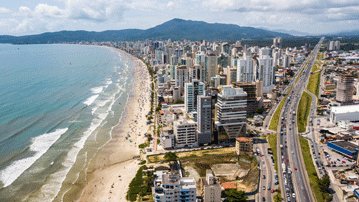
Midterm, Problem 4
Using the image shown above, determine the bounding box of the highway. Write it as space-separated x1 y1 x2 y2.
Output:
276 37 324 202
257 142 276 202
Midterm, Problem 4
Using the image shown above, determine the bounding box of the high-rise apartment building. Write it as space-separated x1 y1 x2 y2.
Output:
173 118 197 148
233 82 259 115
215 86 247 140
197 96 212 145
237 53 255 83
153 170 197 202
283 54 290 68
175 65 189 94
201 170 221 202
224 67 237 85
258 55 274 93
189 64 205 83
185 80 205 113
205 52 218 83
336 74 354 105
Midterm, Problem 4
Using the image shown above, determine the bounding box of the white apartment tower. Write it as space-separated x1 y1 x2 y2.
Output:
173 118 198 148
175 65 189 95
283 54 290 68
237 52 255 83
153 171 197 202
185 80 205 113
215 86 247 140
189 64 205 83
258 55 274 93
205 53 218 83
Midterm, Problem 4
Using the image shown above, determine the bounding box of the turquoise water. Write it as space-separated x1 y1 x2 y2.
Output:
0 44 136 200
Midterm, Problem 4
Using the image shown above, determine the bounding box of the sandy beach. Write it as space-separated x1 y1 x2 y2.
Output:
76 50 151 202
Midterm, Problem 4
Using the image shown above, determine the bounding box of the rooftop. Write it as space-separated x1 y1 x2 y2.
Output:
331 104 359 114
221 182 236 189
236 137 253 142
329 140 359 153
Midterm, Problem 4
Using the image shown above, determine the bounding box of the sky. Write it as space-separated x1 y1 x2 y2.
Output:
0 0 358 36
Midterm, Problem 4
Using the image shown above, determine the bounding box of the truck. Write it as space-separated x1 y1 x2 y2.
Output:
282 163 286 173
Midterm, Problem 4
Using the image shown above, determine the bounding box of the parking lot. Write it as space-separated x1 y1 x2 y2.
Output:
321 144 356 168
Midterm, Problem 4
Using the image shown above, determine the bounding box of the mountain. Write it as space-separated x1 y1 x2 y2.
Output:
272 29 310 36
258 27 309 36
0 18 291 44
328 29 359 36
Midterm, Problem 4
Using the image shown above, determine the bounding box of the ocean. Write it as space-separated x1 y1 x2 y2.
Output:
0 44 136 201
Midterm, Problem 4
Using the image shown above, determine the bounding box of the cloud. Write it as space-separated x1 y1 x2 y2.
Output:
0 7 12 14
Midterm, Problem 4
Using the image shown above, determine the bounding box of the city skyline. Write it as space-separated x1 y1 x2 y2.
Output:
0 0 358 36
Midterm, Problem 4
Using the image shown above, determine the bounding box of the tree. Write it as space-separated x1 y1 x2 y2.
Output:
255 107 264 114
318 175 331 192
224 189 248 202
173 99 184 104
164 152 178 162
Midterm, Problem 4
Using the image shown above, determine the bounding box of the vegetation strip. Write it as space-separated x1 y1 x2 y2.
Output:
307 71 321 98
299 136 332 202
297 91 312 133
269 85 292 131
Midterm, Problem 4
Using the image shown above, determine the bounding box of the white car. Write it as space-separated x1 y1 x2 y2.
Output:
292 193 296 198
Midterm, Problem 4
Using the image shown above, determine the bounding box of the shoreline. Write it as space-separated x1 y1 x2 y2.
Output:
64 48 151 202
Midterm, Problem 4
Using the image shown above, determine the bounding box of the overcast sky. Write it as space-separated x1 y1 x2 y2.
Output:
0 0 358 36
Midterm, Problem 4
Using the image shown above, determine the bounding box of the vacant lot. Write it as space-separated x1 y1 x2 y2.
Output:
147 147 236 163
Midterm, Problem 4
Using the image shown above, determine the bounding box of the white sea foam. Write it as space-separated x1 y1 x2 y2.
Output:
104 80 112 85
83 95 99 106
0 128 68 188
90 86 103 94
37 85 124 202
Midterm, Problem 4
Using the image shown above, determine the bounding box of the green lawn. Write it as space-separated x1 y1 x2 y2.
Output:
269 85 293 131
299 136 323 202
267 134 278 172
297 91 312 133
311 64 320 72
307 71 321 98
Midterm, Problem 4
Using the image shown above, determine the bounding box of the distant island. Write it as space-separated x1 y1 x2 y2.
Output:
0 18 292 44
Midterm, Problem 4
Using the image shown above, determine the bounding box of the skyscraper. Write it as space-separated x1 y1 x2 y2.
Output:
189 64 205 83
205 52 218 83
197 96 212 145
237 52 255 83
215 86 247 140
283 54 290 68
185 80 205 113
175 65 189 95
336 74 354 105
258 55 274 93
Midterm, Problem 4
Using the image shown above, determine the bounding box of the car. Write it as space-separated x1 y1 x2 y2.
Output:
263 175 266 179
288 197 291 201
262 197 266 201
263 186 266 190
292 193 296 198
294 167 297 170
343 161 346 163
286 158 289 162
291 151 294 154
268 186 271 190
271 189 274 193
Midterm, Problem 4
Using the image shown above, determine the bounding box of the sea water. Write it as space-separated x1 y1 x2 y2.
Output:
0 44 136 201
